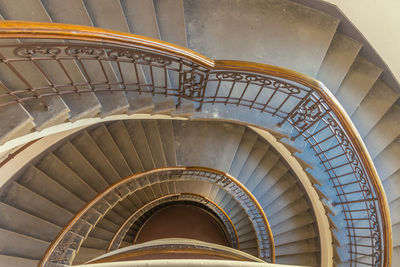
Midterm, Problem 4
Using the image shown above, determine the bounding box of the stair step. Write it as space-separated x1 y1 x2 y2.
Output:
0 202 61 242
259 173 297 206
124 120 156 170
54 140 110 192
173 120 244 172
36 152 97 202
351 80 399 138
0 104 34 145
252 160 288 200
364 104 400 159
121 0 160 39
0 255 38 267
0 228 49 260
107 121 145 173
275 238 319 256
71 130 122 185
316 32 362 94
335 56 383 116
382 170 400 203
154 0 187 47
89 226 114 241
274 224 317 246
271 211 315 236
276 253 318 266
18 165 85 213
142 120 167 168
1 182 73 227
158 120 177 166
73 247 104 265
183 0 338 77
90 125 133 179
374 137 400 180
270 199 310 228
228 130 258 177
236 139 269 185
82 236 108 250
264 183 305 215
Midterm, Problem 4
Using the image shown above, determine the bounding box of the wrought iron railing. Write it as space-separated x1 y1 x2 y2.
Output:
39 167 274 266
107 193 240 252
0 21 391 267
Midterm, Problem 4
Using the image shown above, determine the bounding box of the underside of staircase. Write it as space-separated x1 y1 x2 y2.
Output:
0 0 398 267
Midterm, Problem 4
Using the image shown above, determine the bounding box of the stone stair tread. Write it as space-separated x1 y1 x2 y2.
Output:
36 152 98 202
0 227 49 260
22 96 70 131
236 139 269 185
373 138 400 180
364 104 400 159
173 120 244 172
228 129 258 177
125 120 157 171
335 56 383 116
276 252 318 266
1 181 74 227
252 160 288 200
0 201 61 243
274 224 317 246
259 173 297 206
183 0 338 77
142 120 167 168
0 104 34 145
158 119 178 166
107 121 145 173
265 183 305 215
271 210 315 236
121 0 160 39
73 247 104 265
0 0 50 21
317 32 362 93
0 254 39 267
54 140 111 192
89 125 133 179
351 80 399 138
71 130 122 185
154 0 187 47
18 165 85 214
275 238 319 256
125 93 155 115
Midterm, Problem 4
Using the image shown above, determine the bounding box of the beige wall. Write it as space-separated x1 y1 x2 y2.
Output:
324 0 400 85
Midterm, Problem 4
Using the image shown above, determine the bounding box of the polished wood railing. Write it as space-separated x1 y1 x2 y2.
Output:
0 21 391 267
107 193 240 252
38 167 274 266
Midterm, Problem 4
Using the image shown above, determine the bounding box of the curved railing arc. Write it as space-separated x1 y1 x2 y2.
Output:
0 21 391 267
38 167 274 266
107 193 240 252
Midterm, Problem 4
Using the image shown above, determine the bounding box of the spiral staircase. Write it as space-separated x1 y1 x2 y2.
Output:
0 1 398 267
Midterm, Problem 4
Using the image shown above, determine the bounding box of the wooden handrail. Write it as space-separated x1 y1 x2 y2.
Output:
0 21 391 266
39 167 274 266
107 193 240 252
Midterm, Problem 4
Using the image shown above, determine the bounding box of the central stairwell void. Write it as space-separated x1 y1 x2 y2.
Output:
0 1 398 267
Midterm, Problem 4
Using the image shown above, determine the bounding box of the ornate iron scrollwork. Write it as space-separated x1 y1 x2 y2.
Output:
181 71 206 99
14 46 61 57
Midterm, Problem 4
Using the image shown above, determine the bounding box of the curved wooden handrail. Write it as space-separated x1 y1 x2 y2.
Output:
0 21 391 266
39 167 274 266
106 193 240 252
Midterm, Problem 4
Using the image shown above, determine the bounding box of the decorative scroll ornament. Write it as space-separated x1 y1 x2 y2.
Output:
14 46 61 57
106 49 172 66
181 71 205 99
290 96 325 131
65 46 105 57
